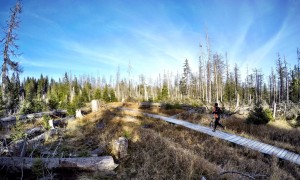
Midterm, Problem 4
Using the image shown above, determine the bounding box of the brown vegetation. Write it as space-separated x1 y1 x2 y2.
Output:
176 111 300 155
3 103 299 179
69 105 299 179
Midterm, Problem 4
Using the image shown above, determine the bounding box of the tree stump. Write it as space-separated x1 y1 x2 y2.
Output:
76 109 83 119
91 100 100 112
48 119 54 129
112 137 128 159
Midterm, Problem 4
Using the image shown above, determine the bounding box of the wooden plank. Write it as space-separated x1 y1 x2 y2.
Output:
289 153 297 162
262 144 274 154
214 132 228 139
289 153 297 163
249 141 262 151
218 132 232 139
291 154 299 163
257 143 269 152
234 138 248 145
296 155 300 165
279 150 288 159
234 138 249 145
283 152 294 161
224 135 236 141
275 148 286 158
267 145 279 156
232 136 244 143
130 109 300 165
246 140 259 148
246 140 259 149
275 147 285 157
239 138 253 146
247 140 262 150
227 136 240 142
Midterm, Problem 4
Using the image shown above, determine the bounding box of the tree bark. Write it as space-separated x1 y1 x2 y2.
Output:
0 110 68 126
0 156 118 172
273 102 276 119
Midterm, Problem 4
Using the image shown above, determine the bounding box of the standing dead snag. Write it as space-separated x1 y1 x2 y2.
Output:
1 0 23 115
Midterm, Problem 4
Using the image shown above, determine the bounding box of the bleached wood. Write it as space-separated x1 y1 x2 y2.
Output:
0 156 118 172
0 110 67 126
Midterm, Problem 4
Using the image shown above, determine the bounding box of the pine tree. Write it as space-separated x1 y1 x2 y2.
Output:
93 88 101 100
180 59 191 96
290 66 299 103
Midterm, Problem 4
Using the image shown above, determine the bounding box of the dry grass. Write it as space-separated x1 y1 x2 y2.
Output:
176 111 300 155
55 105 299 179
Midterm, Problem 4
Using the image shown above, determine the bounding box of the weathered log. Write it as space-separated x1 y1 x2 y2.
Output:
0 156 118 172
53 116 75 128
139 102 164 109
25 126 44 138
0 110 68 127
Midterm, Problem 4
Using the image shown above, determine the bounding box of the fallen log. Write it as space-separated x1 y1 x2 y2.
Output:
0 156 118 172
138 102 164 109
0 110 68 127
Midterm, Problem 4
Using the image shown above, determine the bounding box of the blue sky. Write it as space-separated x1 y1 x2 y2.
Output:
0 0 299 81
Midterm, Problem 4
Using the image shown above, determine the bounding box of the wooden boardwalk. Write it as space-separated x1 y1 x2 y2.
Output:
120 108 300 166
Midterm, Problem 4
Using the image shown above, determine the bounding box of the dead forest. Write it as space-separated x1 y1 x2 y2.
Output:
1 1 300 179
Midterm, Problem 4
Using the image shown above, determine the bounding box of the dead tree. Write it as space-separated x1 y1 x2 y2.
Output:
1 0 23 115
0 156 118 172
276 53 285 103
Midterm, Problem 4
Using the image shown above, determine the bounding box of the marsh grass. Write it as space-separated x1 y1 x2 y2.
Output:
176 111 300 155
49 104 299 179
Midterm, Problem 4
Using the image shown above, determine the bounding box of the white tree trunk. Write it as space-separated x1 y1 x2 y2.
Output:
273 102 276 119
91 100 100 112
0 156 118 172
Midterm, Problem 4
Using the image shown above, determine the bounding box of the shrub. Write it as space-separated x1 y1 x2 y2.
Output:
21 100 47 114
48 98 59 110
124 130 132 139
164 103 182 110
32 158 44 178
165 103 174 110
42 115 51 130
246 106 273 125
78 150 90 157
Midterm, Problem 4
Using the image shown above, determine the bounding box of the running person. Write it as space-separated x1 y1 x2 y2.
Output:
212 103 225 132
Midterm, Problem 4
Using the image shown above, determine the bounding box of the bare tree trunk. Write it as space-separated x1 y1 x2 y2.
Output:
235 93 239 110
284 57 289 104
273 102 276 119
0 156 118 172
1 1 22 115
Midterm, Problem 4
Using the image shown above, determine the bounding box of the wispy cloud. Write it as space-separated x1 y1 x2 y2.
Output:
239 20 288 79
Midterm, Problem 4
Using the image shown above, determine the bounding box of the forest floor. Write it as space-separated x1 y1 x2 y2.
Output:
74 102 300 179
1 102 300 179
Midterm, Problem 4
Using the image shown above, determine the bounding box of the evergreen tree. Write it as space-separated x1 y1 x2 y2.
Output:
180 59 191 96
102 85 110 102
290 66 299 103
93 88 101 100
